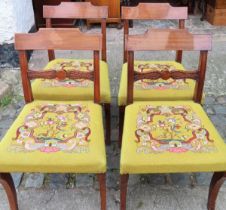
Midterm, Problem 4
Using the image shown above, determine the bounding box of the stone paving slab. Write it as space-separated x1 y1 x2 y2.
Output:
0 80 10 100
1 186 226 210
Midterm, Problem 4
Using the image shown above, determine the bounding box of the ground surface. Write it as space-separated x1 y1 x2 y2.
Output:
1 15 226 209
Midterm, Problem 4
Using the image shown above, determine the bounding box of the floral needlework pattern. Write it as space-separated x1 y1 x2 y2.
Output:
42 60 93 88
134 63 190 90
135 105 216 154
10 104 91 153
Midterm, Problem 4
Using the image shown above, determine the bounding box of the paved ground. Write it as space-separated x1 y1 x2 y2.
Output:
1 14 226 209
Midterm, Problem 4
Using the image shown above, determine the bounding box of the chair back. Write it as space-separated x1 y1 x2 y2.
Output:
121 3 188 63
126 29 212 105
43 2 108 61
15 28 102 104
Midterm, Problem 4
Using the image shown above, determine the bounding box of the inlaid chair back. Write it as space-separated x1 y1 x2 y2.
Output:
43 2 108 61
121 3 188 63
126 29 212 105
15 28 102 104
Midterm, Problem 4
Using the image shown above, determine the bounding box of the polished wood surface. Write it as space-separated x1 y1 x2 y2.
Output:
122 3 188 63
85 0 121 22
206 4 226 26
126 29 212 104
208 172 226 210
126 29 212 51
32 0 74 28
134 69 199 81
15 28 101 104
44 2 108 19
0 173 18 210
207 0 226 9
15 28 102 51
44 2 107 61
27 69 94 81
120 174 129 210
122 3 188 20
97 173 107 210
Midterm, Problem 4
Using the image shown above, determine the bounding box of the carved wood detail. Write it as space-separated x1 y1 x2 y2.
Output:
134 69 199 81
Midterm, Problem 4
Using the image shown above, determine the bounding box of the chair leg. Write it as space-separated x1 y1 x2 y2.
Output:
0 173 18 210
120 174 129 210
207 172 226 210
119 106 125 148
97 173 106 210
104 103 111 145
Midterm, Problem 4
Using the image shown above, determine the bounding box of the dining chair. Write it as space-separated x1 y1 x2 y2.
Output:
0 28 107 210
31 2 111 145
118 3 189 147
119 28 226 210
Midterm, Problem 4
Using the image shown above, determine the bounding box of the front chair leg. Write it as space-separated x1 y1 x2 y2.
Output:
120 174 129 210
0 173 18 210
104 104 111 145
208 172 226 210
97 173 106 210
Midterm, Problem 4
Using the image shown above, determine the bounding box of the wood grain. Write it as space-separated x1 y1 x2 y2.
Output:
0 173 18 210
122 3 188 20
43 2 108 19
126 29 212 51
44 2 107 61
15 28 102 51
15 28 102 105
122 3 188 63
134 69 199 81
126 29 211 105
27 69 94 81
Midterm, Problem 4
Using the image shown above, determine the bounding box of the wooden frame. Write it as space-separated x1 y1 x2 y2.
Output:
0 28 107 210
15 28 102 104
119 29 223 210
126 29 211 104
121 3 188 63
118 3 188 147
32 0 74 29
84 0 121 25
43 2 111 145
43 2 108 62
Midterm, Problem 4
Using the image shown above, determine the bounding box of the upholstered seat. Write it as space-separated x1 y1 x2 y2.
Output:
0 100 106 173
120 101 226 174
32 59 111 103
118 61 197 106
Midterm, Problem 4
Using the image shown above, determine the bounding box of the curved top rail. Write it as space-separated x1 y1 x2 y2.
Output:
43 2 108 19
122 3 187 20
126 29 212 51
15 28 102 51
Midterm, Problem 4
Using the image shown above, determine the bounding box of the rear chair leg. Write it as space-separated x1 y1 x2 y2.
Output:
104 103 111 145
120 174 129 210
207 172 226 210
97 173 106 210
0 173 18 210
119 106 125 148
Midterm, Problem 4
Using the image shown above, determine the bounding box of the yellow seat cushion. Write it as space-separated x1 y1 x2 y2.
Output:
118 61 198 106
32 59 111 103
0 100 106 173
120 101 226 174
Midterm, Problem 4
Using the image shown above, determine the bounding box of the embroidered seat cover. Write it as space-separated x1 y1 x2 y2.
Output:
32 59 111 103
120 101 226 174
0 100 106 173
118 61 200 106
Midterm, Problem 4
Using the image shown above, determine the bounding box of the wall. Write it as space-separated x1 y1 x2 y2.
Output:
0 0 35 44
